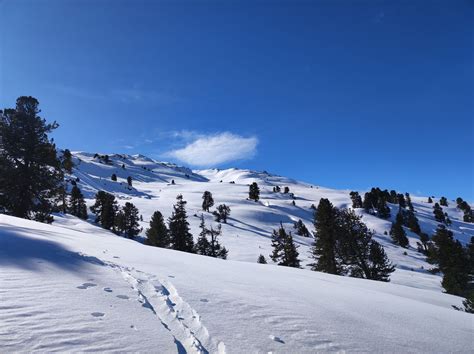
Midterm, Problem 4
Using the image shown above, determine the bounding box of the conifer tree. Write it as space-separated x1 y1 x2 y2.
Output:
201 191 214 212
68 185 88 220
62 149 74 173
257 254 267 264
390 211 409 248
284 186 290 194
439 196 448 207
0 96 63 221
405 193 414 212
406 210 421 234
376 197 391 218
270 223 300 267
293 219 310 237
366 241 396 282
311 198 341 274
397 194 406 208
127 176 132 187
111 173 117 181
168 194 194 252
427 197 433 203
120 202 141 238
213 204 231 223
433 203 446 223
249 182 260 201
389 190 398 204
195 214 211 255
463 292 474 314
349 191 363 208
207 224 228 259
90 191 118 229
146 211 170 247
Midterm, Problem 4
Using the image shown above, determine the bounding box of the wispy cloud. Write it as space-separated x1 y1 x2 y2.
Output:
164 132 258 167
46 83 180 105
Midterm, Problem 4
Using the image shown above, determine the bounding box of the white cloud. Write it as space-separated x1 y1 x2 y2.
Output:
165 132 258 167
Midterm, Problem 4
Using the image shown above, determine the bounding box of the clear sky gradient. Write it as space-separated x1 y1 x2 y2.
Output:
1 0 473 200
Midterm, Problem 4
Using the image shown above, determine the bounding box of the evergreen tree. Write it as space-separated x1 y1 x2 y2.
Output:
120 202 141 238
213 204 231 223
389 190 398 204
249 182 260 201
68 185 88 220
406 210 421 234
270 223 300 267
146 211 170 247
311 199 341 274
433 203 446 223
168 195 194 252
127 176 132 187
397 193 406 208
257 254 267 264
390 211 409 248
207 224 228 259
416 232 430 254
405 193 414 212
349 191 363 208
195 214 211 255
366 240 396 282
201 191 214 212
284 186 290 194
62 149 74 173
90 191 118 229
439 196 448 207
0 96 63 221
427 197 433 203
376 197 391 218
293 219 310 237
463 292 474 314
111 173 117 181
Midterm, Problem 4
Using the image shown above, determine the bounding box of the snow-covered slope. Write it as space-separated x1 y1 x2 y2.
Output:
69 152 474 293
0 214 472 353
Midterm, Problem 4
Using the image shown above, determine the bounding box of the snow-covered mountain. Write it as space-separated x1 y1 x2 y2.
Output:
1 151 472 352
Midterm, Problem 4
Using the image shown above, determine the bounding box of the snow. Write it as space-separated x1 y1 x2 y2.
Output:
0 214 472 352
1 151 473 352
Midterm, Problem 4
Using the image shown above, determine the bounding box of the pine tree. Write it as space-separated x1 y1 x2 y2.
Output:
249 182 260 201
439 196 448 207
207 224 228 259
389 190 398 204
146 211 170 247
68 185 88 220
390 211 409 248
293 219 310 237
366 240 396 282
397 194 406 208
127 176 132 187
406 210 421 234
0 96 63 221
433 203 446 223
257 254 267 264
111 173 117 181
120 202 141 238
376 197 391 218
168 194 194 252
201 191 214 212
349 191 363 208
427 197 433 203
213 204 231 223
463 292 474 314
405 193 414 212
270 223 300 267
283 186 290 194
62 149 74 173
311 199 341 274
195 214 211 255
90 191 117 229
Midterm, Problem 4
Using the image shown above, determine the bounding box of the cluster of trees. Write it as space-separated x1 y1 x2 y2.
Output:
433 203 451 225
311 198 395 281
270 223 301 268
145 195 228 259
201 191 231 222
456 197 473 223
89 191 141 238
293 219 311 237
362 188 391 218
424 225 473 299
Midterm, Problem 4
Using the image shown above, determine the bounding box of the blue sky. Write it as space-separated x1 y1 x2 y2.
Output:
1 0 472 200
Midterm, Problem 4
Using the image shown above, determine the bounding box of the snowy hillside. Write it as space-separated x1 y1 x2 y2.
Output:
68 152 474 293
0 214 472 352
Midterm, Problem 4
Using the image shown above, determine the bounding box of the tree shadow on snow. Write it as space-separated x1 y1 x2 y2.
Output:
0 226 105 272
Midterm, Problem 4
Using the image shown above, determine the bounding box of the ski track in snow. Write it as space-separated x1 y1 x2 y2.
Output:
107 262 225 354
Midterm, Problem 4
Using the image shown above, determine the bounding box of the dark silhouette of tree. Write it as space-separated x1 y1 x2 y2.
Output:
68 185 87 220
168 195 194 252
90 191 118 229
146 211 170 247
201 191 214 212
